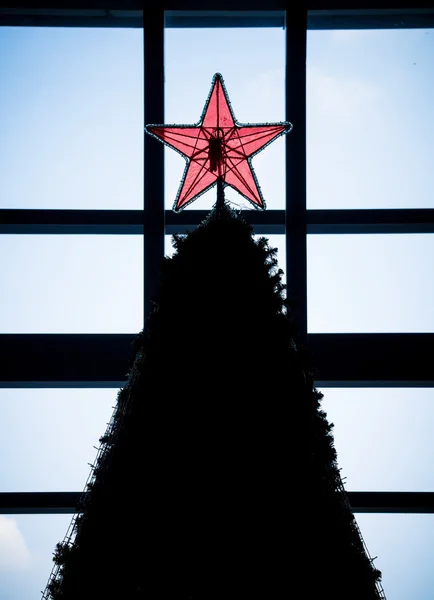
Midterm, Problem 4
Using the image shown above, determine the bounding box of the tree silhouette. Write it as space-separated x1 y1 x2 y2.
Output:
43 202 384 599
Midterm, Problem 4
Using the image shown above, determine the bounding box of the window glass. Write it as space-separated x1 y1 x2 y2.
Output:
164 27 286 210
0 513 71 599
0 27 143 209
307 29 434 209
0 235 143 333
320 388 434 491
356 514 434 600
308 234 434 332
0 389 116 491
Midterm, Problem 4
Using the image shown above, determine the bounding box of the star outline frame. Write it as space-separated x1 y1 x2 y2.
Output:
145 72 293 212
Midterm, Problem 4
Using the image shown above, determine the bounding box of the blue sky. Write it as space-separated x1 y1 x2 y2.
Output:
0 24 434 599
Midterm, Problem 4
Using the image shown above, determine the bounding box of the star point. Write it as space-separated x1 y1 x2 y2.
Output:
145 73 292 212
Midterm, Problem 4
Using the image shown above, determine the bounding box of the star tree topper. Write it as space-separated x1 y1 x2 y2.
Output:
145 73 292 212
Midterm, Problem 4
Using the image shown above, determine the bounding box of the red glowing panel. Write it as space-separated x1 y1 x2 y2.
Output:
145 73 292 211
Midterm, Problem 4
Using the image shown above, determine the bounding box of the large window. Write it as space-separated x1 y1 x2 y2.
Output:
1 7 433 600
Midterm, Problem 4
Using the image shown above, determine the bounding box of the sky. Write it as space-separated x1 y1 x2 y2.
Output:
0 23 433 600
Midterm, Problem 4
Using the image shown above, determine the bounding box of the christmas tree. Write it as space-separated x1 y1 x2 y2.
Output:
43 73 385 600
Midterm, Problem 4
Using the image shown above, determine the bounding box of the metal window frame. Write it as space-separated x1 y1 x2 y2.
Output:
1 4 434 515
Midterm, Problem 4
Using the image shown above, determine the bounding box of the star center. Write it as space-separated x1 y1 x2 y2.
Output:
208 129 224 174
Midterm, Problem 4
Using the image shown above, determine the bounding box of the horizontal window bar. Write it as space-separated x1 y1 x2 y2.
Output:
2 491 434 514
1 333 433 387
0 334 135 387
1 209 433 235
1 6 434 28
0 492 81 514
307 209 434 234
0 210 145 235
310 334 434 386
0 8 140 17
164 10 285 27
0 7 143 27
349 492 434 513
308 7 434 29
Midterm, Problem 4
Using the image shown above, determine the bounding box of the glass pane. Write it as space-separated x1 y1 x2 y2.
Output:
0 514 71 599
308 234 434 332
356 514 434 600
307 29 434 209
0 27 143 209
164 27 285 210
0 389 116 492
320 388 434 491
0 235 143 333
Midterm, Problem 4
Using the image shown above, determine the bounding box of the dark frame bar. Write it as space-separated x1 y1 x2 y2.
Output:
285 7 308 343
1 4 434 29
0 209 145 234
0 492 83 515
1 208 434 235
307 209 434 234
309 333 434 387
1 333 433 387
2 491 434 514
143 10 165 323
349 492 434 513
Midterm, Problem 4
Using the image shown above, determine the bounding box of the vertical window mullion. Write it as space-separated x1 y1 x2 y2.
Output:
285 8 308 344
144 10 165 325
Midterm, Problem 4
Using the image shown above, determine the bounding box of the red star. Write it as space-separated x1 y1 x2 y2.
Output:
145 73 292 212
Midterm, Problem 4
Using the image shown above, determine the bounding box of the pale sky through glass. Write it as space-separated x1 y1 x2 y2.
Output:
0 24 433 600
